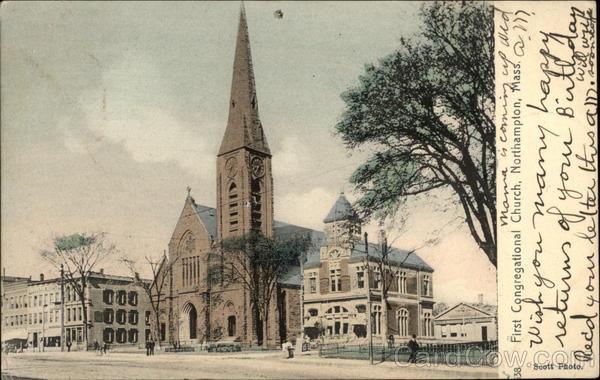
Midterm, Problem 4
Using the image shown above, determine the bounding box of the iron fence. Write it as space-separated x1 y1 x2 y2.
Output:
318 340 498 366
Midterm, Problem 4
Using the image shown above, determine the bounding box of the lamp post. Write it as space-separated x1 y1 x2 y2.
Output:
364 232 373 365
60 264 65 352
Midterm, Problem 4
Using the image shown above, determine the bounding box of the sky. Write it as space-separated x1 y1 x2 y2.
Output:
1 1 496 305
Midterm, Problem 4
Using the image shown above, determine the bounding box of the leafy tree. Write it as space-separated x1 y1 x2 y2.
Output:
40 232 117 349
121 252 179 348
211 231 310 345
336 2 496 266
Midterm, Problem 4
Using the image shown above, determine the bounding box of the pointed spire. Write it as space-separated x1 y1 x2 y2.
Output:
219 4 270 156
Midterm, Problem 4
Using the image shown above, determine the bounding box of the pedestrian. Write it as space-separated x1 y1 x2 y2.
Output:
407 334 419 363
387 334 394 348
150 339 155 356
66 339 72 352
102 341 108 355
94 340 99 352
145 340 150 356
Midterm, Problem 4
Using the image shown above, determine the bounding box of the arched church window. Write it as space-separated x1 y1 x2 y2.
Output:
423 312 432 337
397 308 409 337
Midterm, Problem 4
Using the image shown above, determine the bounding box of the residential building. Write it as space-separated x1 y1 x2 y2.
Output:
1 271 151 350
1 274 31 347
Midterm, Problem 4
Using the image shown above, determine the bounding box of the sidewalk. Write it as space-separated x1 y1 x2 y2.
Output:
3 349 498 379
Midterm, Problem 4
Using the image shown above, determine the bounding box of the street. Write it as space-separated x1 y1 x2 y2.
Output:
1 350 497 379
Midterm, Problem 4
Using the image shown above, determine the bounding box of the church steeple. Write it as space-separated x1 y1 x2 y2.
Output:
216 4 274 242
219 5 270 157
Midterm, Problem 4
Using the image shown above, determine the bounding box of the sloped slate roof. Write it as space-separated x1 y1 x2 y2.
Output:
190 203 325 286
304 241 433 272
193 202 218 239
323 194 359 223
189 202 432 285
279 265 301 287
349 241 433 272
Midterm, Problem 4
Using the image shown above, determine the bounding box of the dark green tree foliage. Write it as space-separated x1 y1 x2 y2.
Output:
40 232 117 349
336 2 496 266
213 231 310 344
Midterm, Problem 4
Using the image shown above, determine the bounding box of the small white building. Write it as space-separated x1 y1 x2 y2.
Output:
433 303 497 342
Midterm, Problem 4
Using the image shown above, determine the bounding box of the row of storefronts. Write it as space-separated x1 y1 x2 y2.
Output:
1 271 151 351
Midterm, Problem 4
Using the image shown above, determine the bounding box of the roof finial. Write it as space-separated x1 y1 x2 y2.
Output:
186 186 192 197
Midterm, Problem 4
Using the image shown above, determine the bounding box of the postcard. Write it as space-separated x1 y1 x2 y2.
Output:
1 1 597 379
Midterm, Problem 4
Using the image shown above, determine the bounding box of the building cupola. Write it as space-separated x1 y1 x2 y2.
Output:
323 193 361 248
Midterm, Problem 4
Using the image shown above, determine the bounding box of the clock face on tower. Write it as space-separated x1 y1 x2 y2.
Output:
225 157 238 178
251 156 265 178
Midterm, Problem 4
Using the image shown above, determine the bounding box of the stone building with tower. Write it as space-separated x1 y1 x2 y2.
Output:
154 5 435 349
155 6 321 348
302 194 435 343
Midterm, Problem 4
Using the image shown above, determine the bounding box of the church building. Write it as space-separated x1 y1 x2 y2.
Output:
155 6 318 348
154 5 435 349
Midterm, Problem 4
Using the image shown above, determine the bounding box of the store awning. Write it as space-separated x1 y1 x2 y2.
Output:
1 329 28 341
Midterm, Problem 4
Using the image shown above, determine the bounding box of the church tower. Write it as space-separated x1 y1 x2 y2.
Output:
217 6 273 242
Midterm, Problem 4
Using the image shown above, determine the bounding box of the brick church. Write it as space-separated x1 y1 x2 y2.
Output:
155 5 435 348
155 6 315 348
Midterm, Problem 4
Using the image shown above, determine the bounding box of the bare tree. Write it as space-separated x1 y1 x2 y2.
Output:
40 232 117 350
121 253 179 348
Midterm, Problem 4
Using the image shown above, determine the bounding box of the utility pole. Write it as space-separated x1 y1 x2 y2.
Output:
60 264 65 352
364 232 373 365
299 250 306 350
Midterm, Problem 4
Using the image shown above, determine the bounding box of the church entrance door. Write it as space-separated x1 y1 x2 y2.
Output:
180 303 198 343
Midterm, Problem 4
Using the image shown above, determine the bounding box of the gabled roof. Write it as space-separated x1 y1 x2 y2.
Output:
192 201 218 240
434 302 496 320
323 193 358 223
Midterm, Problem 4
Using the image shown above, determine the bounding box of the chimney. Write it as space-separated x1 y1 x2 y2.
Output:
134 272 140 281
40 273 44 281
478 293 483 304
99 268 104 275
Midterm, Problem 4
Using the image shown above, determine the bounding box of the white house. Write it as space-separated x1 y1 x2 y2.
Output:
433 302 497 342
